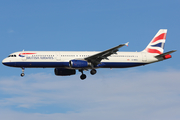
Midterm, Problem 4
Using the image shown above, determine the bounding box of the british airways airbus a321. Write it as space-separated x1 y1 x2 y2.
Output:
2 29 176 80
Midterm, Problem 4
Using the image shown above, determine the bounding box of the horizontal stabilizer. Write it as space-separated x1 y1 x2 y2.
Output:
155 50 177 58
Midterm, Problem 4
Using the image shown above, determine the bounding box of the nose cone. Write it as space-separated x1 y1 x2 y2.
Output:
2 58 9 66
2 58 16 67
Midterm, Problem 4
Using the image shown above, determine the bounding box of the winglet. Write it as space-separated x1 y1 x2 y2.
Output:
125 42 129 46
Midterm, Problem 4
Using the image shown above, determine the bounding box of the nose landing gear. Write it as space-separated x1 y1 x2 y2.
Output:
21 67 25 77
21 73 25 77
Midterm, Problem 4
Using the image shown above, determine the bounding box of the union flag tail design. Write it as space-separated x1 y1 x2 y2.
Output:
143 29 167 54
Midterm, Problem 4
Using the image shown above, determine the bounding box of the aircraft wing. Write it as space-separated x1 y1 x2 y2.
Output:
84 42 129 66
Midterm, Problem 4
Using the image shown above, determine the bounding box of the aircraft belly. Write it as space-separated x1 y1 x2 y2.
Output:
97 62 147 68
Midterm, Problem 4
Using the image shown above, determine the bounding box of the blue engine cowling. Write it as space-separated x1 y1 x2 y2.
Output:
54 68 76 76
69 60 91 68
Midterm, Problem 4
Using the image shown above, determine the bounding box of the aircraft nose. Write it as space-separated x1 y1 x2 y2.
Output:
2 58 8 65
2 58 16 67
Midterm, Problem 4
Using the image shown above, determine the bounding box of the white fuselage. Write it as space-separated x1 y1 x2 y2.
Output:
2 51 160 69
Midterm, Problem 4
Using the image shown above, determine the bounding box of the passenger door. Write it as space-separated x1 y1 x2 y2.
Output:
142 53 147 62
56 52 61 61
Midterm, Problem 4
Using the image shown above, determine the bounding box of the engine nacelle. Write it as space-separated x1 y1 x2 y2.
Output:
69 60 91 68
54 68 76 76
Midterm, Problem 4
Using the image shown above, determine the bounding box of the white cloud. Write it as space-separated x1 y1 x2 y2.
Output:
0 69 180 120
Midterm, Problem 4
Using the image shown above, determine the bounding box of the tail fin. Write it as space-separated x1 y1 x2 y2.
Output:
142 29 167 54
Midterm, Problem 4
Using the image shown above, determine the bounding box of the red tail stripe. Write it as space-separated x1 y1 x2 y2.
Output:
152 33 166 43
147 48 162 54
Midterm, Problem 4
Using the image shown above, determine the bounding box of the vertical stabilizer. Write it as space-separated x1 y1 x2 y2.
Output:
142 29 167 54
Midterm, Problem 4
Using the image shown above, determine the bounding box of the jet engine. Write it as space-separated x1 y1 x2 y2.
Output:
69 60 91 68
54 68 76 76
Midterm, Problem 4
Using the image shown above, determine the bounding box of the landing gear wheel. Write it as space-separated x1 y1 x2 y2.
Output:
90 69 97 75
21 67 25 77
80 74 86 80
21 73 25 77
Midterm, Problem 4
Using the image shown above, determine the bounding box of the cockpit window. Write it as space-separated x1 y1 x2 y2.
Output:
8 55 16 57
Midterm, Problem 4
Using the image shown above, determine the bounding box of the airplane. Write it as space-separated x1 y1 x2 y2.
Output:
2 29 176 80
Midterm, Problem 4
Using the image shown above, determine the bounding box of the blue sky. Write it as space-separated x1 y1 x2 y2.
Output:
0 0 180 120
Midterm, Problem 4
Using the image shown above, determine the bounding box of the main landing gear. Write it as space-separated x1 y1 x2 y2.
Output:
79 69 86 80
79 69 97 80
90 69 97 75
21 67 25 77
